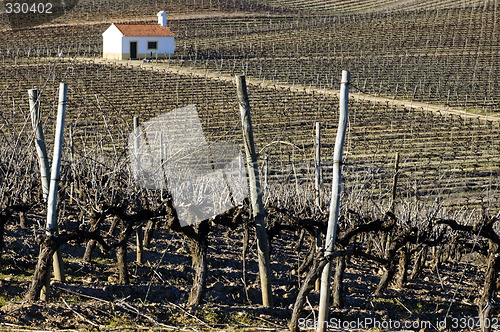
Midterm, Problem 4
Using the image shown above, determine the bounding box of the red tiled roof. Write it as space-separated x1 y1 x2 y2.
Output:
114 23 175 37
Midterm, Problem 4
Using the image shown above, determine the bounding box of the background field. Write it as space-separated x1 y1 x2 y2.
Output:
1 0 499 115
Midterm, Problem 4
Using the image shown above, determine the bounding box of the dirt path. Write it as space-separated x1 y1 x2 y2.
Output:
78 57 500 122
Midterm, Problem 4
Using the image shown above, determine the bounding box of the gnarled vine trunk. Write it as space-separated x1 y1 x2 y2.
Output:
83 212 103 262
187 219 209 306
290 251 328 332
19 211 27 229
25 235 56 302
143 218 159 248
332 256 345 308
116 219 130 284
395 246 410 289
374 261 396 296
410 245 428 280
297 234 316 274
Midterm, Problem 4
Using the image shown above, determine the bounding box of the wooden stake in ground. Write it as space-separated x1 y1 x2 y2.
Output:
314 122 322 210
46 83 68 284
29 88 52 300
317 70 350 331
133 117 144 265
235 75 273 307
314 122 322 291
28 89 50 202
29 85 67 300
389 152 400 213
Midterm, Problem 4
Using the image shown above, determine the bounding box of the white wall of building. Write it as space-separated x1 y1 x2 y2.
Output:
122 36 175 57
102 24 123 57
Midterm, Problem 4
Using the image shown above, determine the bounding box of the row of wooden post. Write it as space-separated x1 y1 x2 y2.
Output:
235 71 350 322
27 72 349 322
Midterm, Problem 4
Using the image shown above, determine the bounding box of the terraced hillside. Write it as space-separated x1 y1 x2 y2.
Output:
2 57 499 210
1 2 498 116
256 0 497 13
0 0 275 27
174 4 499 115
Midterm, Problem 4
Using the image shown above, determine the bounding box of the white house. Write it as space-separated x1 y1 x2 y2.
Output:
102 11 175 60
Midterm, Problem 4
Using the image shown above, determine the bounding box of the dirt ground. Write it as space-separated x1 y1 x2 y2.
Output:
0 209 488 331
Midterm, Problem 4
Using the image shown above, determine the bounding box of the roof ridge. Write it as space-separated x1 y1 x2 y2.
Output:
115 22 156 25
112 23 175 37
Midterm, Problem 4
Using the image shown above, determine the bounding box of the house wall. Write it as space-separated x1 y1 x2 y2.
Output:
102 24 175 60
102 24 124 59
121 36 175 59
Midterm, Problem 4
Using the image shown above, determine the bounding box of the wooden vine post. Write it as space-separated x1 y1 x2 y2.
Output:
28 85 67 301
68 124 75 205
133 116 144 264
28 89 50 202
317 70 350 331
314 122 322 209
46 83 68 284
235 75 273 307
389 152 400 213
29 89 51 300
314 122 322 291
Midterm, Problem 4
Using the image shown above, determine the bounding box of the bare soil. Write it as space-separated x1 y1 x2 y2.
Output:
0 211 487 331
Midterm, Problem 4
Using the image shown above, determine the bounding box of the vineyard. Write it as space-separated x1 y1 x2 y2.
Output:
251 0 495 13
0 0 500 331
1 1 499 116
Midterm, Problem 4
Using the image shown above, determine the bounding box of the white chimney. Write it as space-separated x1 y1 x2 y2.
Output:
157 11 167 27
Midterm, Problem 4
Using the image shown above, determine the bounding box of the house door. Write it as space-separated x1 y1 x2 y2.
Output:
130 42 137 59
